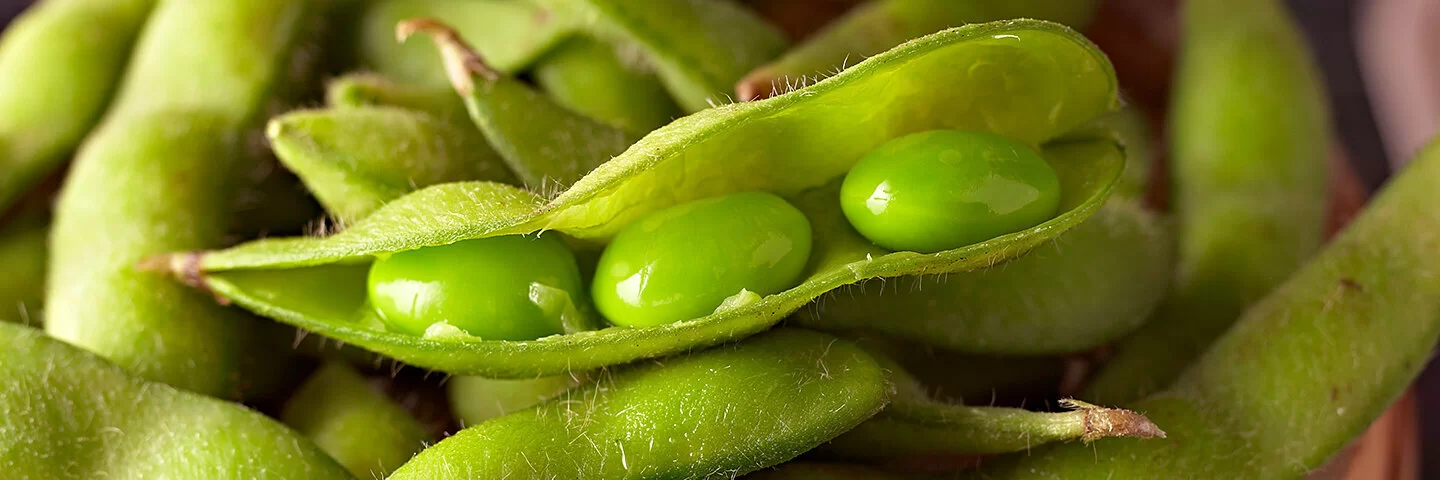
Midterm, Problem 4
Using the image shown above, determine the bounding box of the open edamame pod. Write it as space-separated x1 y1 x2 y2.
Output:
267 106 514 222
390 329 890 478
282 361 431 478
0 218 46 325
0 323 352 479
46 0 324 396
822 351 1163 460
0 0 156 212
1083 0 1330 404
737 0 1097 100
162 21 1123 378
979 138 1440 480
800 199 1171 355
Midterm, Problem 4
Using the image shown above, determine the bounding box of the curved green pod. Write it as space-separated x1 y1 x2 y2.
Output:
0 323 352 479
390 329 890 478
532 35 682 135
0 0 156 212
400 19 638 191
737 0 1096 99
800 198 1171 355
357 0 576 86
164 21 1122 378
0 219 46 325
978 140 1440 480
822 353 1162 460
447 374 580 426
268 106 513 222
46 0 321 396
282 361 431 478
358 0 784 112
1083 0 1330 404
325 73 464 120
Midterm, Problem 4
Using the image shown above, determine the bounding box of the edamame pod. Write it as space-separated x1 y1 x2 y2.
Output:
357 0 577 86
401 19 637 191
268 106 513 222
47 0 322 395
979 137 1440 480
823 353 1163 460
282 361 431 478
163 21 1123 378
0 0 156 211
447 374 580 426
801 199 1171 355
0 218 46 325
325 73 464 121
737 0 1096 100
0 323 351 479
1083 0 1330 404
389 329 890 478
531 35 682 135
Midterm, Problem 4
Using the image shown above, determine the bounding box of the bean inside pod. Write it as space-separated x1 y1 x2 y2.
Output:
165 20 1125 378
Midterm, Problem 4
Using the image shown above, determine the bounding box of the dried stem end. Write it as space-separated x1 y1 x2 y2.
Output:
1062 398 1168 442
394 18 498 96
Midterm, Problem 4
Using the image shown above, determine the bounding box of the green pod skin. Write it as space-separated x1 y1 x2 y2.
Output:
403 20 637 192
174 21 1124 378
531 0 788 112
737 0 1097 100
447 374 581 426
0 219 46 325
367 234 590 339
46 0 319 396
358 0 576 87
389 329 890 478
0 0 157 211
801 199 1171 355
0 323 352 479
1083 0 1330 404
840 130 1062 253
282 361 431 479
979 142 1440 480
325 74 465 121
822 353 1163 461
593 192 813 328
532 35 682 135
268 106 513 222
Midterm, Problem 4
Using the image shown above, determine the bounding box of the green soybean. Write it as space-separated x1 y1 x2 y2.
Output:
0 219 46 325
593 191 813 328
737 0 1097 100
532 35 682 135
840 129 1061 253
389 329 890 478
367 234 590 339
46 0 321 395
980 137 1440 480
1083 0 1330 404
0 0 156 211
0 322 351 479
282 361 431 478
802 199 1171 355
165 22 1123 378
268 106 513 222
447 374 581 426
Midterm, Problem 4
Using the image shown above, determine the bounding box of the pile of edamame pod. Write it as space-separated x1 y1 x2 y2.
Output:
1 0 1437 478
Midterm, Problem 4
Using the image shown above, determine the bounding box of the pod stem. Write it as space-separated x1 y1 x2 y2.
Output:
395 18 498 96
1060 398 1167 442
135 252 231 305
